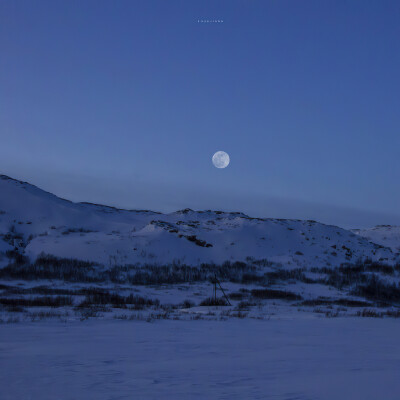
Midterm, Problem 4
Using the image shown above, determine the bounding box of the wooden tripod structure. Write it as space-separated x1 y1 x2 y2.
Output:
212 274 232 306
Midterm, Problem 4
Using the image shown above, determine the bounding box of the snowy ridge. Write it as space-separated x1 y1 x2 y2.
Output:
352 225 400 253
0 175 397 267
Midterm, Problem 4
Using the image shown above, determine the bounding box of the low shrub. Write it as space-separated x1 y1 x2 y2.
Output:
199 297 227 306
301 297 371 307
0 254 98 282
0 296 73 308
78 290 160 308
180 300 195 308
236 301 256 310
264 269 315 284
229 291 246 300
356 309 383 318
351 275 400 303
251 289 302 301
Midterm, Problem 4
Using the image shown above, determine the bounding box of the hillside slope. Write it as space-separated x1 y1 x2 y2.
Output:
352 225 400 254
0 175 396 267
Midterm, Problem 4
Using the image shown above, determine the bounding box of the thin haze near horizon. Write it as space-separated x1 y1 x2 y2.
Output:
1 0 400 228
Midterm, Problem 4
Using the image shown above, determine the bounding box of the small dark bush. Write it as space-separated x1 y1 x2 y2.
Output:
62 228 97 235
231 311 248 318
185 235 213 248
6 305 25 312
29 311 65 321
334 298 371 307
0 296 73 308
241 273 264 284
236 301 256 310
229 291 246 300
385 309 400 318
301 297 371 307
264 269 315 284
200 297 227 306
251 289 302 301
78 290 159 309
180 300 195 308
356 309 383 318
0 286 78 296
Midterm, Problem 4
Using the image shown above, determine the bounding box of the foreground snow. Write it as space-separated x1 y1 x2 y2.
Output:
1 317 400 400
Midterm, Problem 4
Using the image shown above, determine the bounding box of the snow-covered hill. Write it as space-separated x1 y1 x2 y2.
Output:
352 225 400 254
0 175 397 267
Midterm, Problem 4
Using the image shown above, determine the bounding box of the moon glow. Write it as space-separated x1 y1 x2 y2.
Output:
212 151 230 168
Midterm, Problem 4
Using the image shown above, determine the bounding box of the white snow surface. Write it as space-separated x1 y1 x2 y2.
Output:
353 225 400 254
0 175 397 267
1 318 400 400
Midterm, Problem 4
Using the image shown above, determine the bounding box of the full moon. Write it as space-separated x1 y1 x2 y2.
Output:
212 151 230 168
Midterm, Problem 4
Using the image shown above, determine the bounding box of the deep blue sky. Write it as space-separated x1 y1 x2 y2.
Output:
1 0 400 228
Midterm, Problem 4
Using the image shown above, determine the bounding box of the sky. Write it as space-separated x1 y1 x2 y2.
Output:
1 0 400 228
